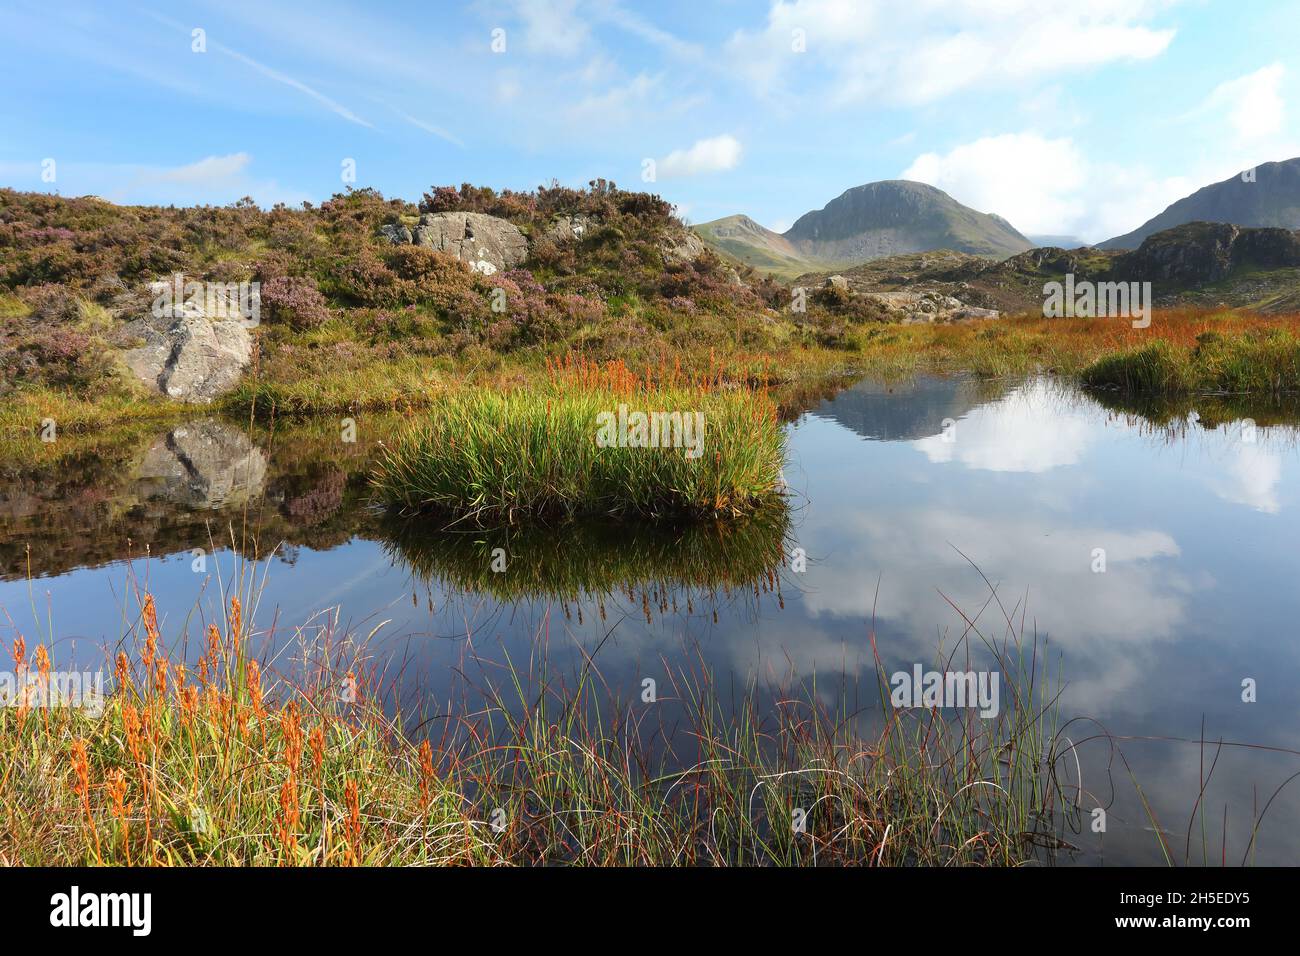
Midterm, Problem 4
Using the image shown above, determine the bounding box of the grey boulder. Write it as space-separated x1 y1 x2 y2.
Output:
411 212 528 275
121 310 253 404
659 231 707 267
543 215 595 243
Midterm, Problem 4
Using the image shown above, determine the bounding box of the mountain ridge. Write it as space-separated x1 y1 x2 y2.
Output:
694 180 1032 279
1099 158 1300 250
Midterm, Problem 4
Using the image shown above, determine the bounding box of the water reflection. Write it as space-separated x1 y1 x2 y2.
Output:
3 376 1300 864
134 419 267 509
383 505 790 607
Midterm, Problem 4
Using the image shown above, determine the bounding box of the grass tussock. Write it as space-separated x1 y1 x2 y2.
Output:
1081 327 1300 394
372 356 786 524
0 589 487 866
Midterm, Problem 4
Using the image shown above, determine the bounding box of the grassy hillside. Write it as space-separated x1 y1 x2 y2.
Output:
693 214 829 279
0 183 884 431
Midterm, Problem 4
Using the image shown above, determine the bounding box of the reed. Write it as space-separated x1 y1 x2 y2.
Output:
0 576 1085 867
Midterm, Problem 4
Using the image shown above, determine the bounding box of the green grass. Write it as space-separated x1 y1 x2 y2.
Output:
371 364 786 524
1079 340 1193 392
1081 329 1300 394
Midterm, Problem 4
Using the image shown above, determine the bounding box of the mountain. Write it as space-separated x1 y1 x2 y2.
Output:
691 214 817 279
792 222 1300 315
782 180 1032 263
1098 158 1300 250
693 180 1032 279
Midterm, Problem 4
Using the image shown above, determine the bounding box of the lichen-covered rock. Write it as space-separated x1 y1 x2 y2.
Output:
543 215 595 243
379 222 413 245
410 212 528 275
120 311 253 403
659 230 707 267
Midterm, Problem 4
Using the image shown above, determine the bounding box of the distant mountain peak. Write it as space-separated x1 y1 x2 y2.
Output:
782 179 1030 262
694 180 1030 278
1099 157 1300 250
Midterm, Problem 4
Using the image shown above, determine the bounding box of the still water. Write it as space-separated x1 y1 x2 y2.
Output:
3 375 1299 865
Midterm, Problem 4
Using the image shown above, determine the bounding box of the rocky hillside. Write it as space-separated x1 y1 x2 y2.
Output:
1099 158 1300 250
0 182 882 411
797 222 1300 315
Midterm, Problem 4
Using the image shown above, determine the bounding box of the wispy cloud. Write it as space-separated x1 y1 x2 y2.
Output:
384 104 465 147
149 152 251 184
212 43 373 127
144 10 371 128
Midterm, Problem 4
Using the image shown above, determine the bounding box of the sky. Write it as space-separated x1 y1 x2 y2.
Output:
1 0 1296 243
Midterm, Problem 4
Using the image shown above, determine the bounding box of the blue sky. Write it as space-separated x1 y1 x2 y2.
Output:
1 0 1296 242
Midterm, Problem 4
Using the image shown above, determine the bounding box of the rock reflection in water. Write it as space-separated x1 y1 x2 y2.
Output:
134 419 267 510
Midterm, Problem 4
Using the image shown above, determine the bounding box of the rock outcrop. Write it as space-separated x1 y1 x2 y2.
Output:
383 212 527 275
543 215 595 243
659 230 707 267
860 290 999 323
120 310 253 404
1114 222 1300 286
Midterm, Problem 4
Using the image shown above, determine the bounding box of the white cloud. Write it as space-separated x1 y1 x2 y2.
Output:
726 0 1178 107
507 0 590 56
1197 63 1287 141
900 124 1295 243
903 133 1088 236
657 135 743 178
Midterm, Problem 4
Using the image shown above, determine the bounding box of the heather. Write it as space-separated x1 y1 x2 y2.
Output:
0 184 868 430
